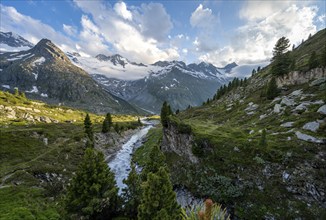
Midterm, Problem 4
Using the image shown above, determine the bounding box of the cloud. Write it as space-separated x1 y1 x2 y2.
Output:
114 1 132 21
0 4 75 52
63 24 77 36
199 2 319 67
78 15 109 56
134 2 173 42
189 4 220 53
190 4 218 28
73 0 178 63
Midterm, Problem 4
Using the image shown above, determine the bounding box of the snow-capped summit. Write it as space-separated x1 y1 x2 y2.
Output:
0 31 34 52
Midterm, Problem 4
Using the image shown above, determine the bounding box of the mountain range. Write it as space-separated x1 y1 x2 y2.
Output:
1 31 244 114
68 52 231 113
0 35 140 114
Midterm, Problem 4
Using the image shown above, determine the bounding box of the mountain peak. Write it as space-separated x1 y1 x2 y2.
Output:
32 39 69 62
0 31 34 50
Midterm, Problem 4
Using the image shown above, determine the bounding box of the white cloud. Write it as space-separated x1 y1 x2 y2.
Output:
114 2 132 21
63 24 77 36
190 4 218 28
0 4 75 52
134 2 173 42
73 0 178 64
189 4 220 53
200 3 319 67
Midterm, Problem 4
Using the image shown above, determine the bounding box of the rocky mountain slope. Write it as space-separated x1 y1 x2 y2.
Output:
161 29 326 218
0 31 34 52
0 38 141 114
68 52 231 113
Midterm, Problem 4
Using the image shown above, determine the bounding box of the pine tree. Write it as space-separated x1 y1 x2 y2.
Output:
65 148 119 219
137 117 142 126
272 37 291 60
138 167 182 220
308 51 318 69
322 45 326 67
266 77 279 100
271 37 291 76
20 92 26 99
141 145 166 180
122 163 142 218
14 87 19 96
102 113 112 133
175 109 180 114
161 101 169 128
260 129 267 147
84 113 94 142
257 66 261 72
114 123 120 134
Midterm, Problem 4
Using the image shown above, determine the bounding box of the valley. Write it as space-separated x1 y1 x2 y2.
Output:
0 1 326 219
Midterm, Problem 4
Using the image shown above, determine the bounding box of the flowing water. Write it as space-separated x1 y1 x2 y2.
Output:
107 119 202 207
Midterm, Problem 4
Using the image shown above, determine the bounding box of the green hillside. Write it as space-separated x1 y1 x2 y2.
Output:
0 91 142 219
162 29 326 218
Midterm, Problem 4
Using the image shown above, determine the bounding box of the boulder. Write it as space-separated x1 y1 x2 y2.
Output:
310 77 326 86
40 116 52 123
274 104 283 113
289 89 303 97
245 102 259 112
317 104 326 115
303 121 319 132
281 97 295 106
281 122 294 128
295 131 324 143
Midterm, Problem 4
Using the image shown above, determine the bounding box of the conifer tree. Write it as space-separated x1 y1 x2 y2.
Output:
138 167 182 220
266 77 279 100
260 129 267 147
322 45 326 67
161 101 169 127
14 87 19 96
20 92 26 99
102 113 112 133
175 109 180 115
308 51 318 69
114 123 120 134
65 148 119 219
84 113 94 142
271 37 291 76
122 163 142 218
141 145 166 180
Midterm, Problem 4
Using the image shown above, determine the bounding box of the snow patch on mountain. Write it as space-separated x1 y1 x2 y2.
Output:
32 57 46 66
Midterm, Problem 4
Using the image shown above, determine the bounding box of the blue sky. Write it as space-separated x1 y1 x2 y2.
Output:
1 0 325 66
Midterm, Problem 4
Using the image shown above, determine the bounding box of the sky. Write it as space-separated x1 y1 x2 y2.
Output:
0 0 325 67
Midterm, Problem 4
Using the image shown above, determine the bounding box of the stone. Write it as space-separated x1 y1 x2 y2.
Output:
281 122 294 128
249 130 255 134
274 104 283 113
282 171 290 182
33 108 41 113
293 102 310 111
259 114 267 120
245 102 258 112
310 77 326 86
272 97 281 103
233 147 240 152
317 104 326 115
295 131 324 143
281 97 295 106
43 138 48 146
303 121 319 132
289 89 303 97
40 116 52 123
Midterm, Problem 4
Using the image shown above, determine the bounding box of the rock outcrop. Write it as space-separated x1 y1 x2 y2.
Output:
161 122 198 163
276 68 326 87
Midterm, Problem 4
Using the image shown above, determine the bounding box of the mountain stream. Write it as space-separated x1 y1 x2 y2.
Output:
107 119 202 208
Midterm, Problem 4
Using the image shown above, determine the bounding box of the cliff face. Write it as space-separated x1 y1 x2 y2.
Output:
276 68 326 87
161 122 198 163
